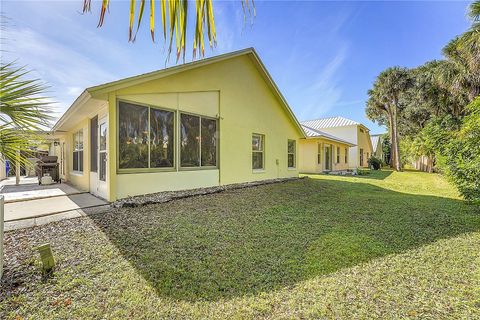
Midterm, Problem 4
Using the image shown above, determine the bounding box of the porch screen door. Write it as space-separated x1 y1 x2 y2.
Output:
96 118 108 199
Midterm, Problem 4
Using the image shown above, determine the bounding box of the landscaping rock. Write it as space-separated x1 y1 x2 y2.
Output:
112 177 303 208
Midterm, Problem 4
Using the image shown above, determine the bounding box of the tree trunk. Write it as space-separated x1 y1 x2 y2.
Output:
387 113 395 168
391 106 402 171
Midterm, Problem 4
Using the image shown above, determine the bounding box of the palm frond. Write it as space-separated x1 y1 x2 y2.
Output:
0 63 54 130
83 0 254 61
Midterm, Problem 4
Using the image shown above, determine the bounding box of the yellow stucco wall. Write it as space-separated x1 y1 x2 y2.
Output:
63 119 90 191
314 125 373 168
299 138 350 173
104 55 302 201
357 127 373 167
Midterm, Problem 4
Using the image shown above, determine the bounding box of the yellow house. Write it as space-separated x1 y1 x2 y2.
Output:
299 125 355 173
301 116 373 168
51 48 305 201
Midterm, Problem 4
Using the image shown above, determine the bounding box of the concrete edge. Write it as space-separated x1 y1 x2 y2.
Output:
3 191 89 204
4 204 111 231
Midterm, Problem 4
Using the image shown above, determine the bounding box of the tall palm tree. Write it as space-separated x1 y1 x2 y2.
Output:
83 0 255 61
366 67 413 171
0 63 53 168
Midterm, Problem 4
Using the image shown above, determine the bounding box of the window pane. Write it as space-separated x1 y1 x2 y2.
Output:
79 150 84 172
288 154 295 168
180 114 200 167
288 140 295 153
99 152 106 181
150 109 174 168
77 130 83 150
99 122 107 151
118 102 149 169
201 118 217 167
252 134 263 151
73 151 78 171
252 152 263 170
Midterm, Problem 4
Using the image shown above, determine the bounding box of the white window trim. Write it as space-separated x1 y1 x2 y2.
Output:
252 133 265 171
288 139 296 169
72 129 84 173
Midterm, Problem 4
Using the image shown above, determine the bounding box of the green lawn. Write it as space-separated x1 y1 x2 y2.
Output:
1 170 479 319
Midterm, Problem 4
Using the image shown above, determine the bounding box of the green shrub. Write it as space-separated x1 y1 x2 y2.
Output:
367 156 382 170
444 98 480 202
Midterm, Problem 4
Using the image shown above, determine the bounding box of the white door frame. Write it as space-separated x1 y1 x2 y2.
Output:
95 116 108 199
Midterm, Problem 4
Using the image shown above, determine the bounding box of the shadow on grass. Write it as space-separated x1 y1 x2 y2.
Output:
305 169 393 181
90 178 480 302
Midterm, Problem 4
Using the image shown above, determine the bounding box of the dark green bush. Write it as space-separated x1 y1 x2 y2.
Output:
367 156 382 170
444 98 480 203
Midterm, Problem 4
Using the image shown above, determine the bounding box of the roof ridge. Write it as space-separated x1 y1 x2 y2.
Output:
87 47 256 93
301 115 359 124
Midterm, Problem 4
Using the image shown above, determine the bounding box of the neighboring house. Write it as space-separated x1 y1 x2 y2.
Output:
301 116 373 168
50 48 305 202
370 134 385 161
299 125 355 173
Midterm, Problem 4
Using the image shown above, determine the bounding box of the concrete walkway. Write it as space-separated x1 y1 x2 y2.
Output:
1 176 110 230
1 177 81 202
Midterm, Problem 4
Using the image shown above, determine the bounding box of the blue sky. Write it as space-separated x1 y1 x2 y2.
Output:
1 1 472 133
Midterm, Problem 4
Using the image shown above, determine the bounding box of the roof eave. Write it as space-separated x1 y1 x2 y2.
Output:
305 135 356 147
52 90 92 132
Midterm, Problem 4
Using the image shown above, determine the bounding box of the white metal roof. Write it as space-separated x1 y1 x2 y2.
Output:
371 135 380 151
301 116 360 129
302 125 356 146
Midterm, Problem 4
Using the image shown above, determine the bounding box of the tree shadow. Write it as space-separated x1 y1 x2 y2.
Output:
306 169 393 181
89 178 480 302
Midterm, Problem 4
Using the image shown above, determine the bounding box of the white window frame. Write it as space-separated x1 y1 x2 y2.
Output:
288 139 296 169
252 133 265 171
336 146 340 164
344 147 348 163
72 129 84 173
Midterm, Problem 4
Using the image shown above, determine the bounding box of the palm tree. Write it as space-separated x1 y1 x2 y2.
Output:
366 67 413 171
0 63 53 172
442 32 480 101
468 0 480 31
83 0 255 61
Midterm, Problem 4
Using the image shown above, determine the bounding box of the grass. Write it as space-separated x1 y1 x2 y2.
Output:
1 170 479 319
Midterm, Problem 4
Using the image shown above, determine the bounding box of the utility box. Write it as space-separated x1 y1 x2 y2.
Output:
37 243 55 273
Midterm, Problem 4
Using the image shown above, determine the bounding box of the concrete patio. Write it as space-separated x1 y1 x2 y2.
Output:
1 176 109 230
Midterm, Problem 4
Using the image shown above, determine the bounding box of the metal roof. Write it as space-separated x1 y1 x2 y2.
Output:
301 116 360 129
371 135 380 151
302 125 356 146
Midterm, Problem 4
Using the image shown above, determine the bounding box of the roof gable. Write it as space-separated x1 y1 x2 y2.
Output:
302 125 355 146
54 48 305 137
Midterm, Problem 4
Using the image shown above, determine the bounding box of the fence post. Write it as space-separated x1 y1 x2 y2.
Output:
0 195 4 279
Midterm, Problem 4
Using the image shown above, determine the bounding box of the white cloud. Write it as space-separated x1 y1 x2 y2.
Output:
296 43 349 120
